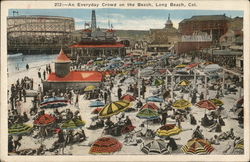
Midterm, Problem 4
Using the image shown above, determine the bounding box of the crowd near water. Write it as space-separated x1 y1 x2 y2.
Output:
7 51 244 155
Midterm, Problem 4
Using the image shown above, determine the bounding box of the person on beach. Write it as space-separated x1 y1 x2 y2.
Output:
13 135 22 152
165 136 178 152
38 71 41 79
22 89 26 102
117 86 122 100
199 92 204 101
43 70 46 80
190 114 197 125
192 126 204 139
26 64 29 70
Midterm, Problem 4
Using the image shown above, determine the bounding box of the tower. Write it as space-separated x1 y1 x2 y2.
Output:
165 14 173 28
55 49 71 78
91 10 97 31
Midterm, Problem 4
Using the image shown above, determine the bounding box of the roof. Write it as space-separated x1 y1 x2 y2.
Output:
179 15 230 23
69 43 125 48
7 15 73 20
47 71 103 82
55 49 71 63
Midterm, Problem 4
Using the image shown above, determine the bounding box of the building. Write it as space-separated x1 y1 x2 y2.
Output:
43 49 103 92
148 14 180 52
7 15 75 54
69 10 126 64
179 14 230 42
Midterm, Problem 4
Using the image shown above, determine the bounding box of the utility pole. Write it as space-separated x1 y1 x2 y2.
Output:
138 67 141 100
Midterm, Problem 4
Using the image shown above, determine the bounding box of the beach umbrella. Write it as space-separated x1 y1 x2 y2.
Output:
209 98 224 106
236 97 243 108
40 97 69 109
61 119 86 130
156 124 182 137
153 79 165 86
96 57 103 61
178 80 190 86
121 94 136 102
181 138 214 155
235 139 244 150
176 70 189 75
204 64 221 73
175 64 187 68
136 108 160 120
140 102 159 111
89 137 122 155
172 99 192 110
84 85 96 92
9 123 33 136
203 62 213 65
91 108 103 114
186 63 199 69
34 114 56 126
146 96 164 102
99 100 131 118
141 139 168 155
196 100 217 110
89 100 105 107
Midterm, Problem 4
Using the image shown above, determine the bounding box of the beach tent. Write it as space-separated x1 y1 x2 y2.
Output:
89 137 122 155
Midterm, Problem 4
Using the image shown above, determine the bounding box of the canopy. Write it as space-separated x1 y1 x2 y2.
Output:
209 98 224 106
178 80 190 86
141 139 168 155
121 94 136 102
181 138 214 155
99 100 131 118
136 108 160 120
196 100 217 110
204 64 221 73
89 137 122 154
140 102 159 111
9 123 33 136
89 100 105 107
34 114 56 126
156 124 182 137
61 119 86 130
84 85 97 92
146 96 164 102
172 99 192 109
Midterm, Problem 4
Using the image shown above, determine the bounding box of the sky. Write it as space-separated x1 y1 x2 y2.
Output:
9 9 243 30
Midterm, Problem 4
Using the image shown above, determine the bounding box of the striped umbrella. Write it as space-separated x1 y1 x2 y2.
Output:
141 139 168 154
146 96 164 102
175 64 187 68
196 100 217 110
181 138 214 155
235 139 244 150
33 114 56 126
121 94 136 102
61 119 86 130
140 102 159 111
172 99 192 110
89 100 105 107
9 123 33 136
136 108 160 120
98 100 131 118
209 98 224 106
89 137 122 154
156 124 182 137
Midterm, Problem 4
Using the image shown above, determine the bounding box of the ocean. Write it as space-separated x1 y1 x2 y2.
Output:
7 53 57 74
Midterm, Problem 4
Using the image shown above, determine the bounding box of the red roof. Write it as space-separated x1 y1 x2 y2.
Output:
56 49 71 63
106 29 115 32
47 71 103 82
83 29 92 32
69 43 125 48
